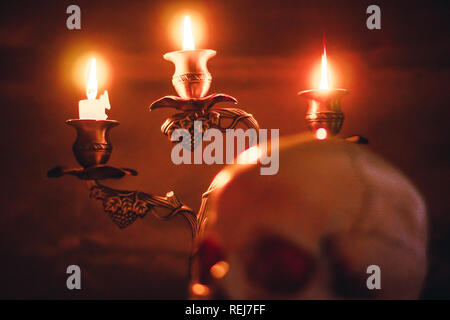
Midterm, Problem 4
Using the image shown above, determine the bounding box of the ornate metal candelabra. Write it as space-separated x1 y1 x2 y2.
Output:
47 48 259 241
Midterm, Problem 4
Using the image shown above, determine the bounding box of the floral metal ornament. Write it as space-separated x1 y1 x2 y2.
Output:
90 181 198 233
149 93 260 150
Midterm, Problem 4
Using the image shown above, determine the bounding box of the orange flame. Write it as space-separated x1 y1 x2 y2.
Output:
86 58 98 99
318 46 329 90
183 16 195 50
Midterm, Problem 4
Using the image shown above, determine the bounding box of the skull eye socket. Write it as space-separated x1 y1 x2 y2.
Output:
245 234 316 294
196 238 227 285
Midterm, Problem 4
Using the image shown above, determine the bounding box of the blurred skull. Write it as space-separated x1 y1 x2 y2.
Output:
190 133 427 299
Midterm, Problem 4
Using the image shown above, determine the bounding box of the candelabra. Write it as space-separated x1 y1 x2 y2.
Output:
47 48 259 239
47 38 367 286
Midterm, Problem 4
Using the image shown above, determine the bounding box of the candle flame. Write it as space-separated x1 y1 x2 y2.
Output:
318 46 329 90
86 58 98 99
183 16 195 50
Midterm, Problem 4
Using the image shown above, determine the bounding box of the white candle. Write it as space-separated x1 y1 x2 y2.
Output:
78 58 110 120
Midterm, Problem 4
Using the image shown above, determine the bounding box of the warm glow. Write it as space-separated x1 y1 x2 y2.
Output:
166 11 205 50
237 145 261 164
316 128 328 140
63 47 109 94
210 261 229 279
191 283 210 296
318 47 329 90
86 58 98 99
183 16 195 50
213 170 232 189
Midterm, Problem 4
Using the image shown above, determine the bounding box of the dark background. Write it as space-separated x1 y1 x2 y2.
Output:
0 0 448 298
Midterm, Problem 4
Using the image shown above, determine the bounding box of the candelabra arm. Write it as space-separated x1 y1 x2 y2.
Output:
89 181 198 238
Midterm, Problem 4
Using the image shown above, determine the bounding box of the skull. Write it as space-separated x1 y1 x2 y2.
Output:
191 133 427 299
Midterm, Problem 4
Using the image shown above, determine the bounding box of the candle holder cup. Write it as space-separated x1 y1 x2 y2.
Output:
164 49 216 99
298 88 368 144
67 119 119 168
298 88 348 136
47 119 137 180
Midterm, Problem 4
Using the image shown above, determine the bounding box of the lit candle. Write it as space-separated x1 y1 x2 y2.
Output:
78 58 110 120
298 43 348 136
164 15 216 99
